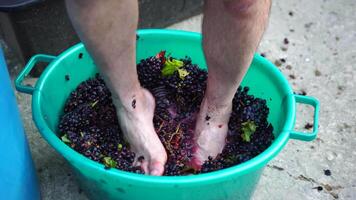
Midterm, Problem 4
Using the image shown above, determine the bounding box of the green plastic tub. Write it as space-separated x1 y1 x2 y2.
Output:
15 29 320 200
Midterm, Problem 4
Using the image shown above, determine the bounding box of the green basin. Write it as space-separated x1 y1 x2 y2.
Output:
15 29 320 200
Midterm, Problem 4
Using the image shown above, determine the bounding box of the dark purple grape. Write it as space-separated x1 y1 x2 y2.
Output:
58 52 274 176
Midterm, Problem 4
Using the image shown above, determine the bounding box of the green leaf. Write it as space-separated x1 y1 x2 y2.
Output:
103 157 117 168
177 68 190 80
80 132 84 137
241 121 257 142
117 143 123 151
161 58 184 77
61 134 71 143
161 65 176 76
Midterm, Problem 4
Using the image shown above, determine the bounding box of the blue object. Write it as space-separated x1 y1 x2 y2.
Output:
0 48 40 199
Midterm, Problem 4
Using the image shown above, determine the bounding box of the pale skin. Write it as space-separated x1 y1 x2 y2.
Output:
66 0 271 175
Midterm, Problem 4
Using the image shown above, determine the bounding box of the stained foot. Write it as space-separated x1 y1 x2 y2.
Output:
191 97 232 169
113 88 167 175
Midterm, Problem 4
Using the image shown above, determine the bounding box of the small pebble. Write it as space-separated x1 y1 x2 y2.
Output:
295 90 307 96
286 65 292 70
274 60 282 67
324 169 332 176
304 22 313 29
323 184 333 191
313 186 323 191
326 152 335 161
330 192 339 199
314 69 322 76
283 38 290 45
337 85 345 91
304 123 313 129
289 74 296 79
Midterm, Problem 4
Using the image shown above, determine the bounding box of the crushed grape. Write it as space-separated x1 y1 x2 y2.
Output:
58 51 274 175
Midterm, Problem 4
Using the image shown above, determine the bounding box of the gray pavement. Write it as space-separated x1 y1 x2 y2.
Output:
14 0 356 199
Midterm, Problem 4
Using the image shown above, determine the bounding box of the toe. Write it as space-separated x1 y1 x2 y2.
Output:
149 160 165 176
133 156 149 174
141 161 149 174
190 156 203 170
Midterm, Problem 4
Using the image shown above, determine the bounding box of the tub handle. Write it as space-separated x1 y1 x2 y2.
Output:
15 54 56 94
289 94 320 141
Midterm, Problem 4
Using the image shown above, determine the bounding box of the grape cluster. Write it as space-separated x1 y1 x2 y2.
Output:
174 60 207 113
59 75 143 173
137 56 164 90
63 76 111 113
58 52 274 176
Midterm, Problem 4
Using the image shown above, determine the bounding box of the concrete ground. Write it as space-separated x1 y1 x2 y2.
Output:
12 0 356 199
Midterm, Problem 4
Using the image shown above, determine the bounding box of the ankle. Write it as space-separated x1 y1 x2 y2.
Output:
200 96 232 122
203 95 232 112
112 87 148 112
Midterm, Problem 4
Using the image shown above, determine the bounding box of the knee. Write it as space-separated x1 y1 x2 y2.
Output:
223 0 258 14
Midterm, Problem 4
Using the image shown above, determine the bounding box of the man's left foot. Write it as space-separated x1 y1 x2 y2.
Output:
191 96 232 169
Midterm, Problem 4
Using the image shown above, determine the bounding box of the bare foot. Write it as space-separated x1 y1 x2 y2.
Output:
113 88 167 175
191 97 232 169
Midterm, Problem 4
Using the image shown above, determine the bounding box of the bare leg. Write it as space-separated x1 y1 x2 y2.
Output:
66 0 167 175
193 0 271 167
